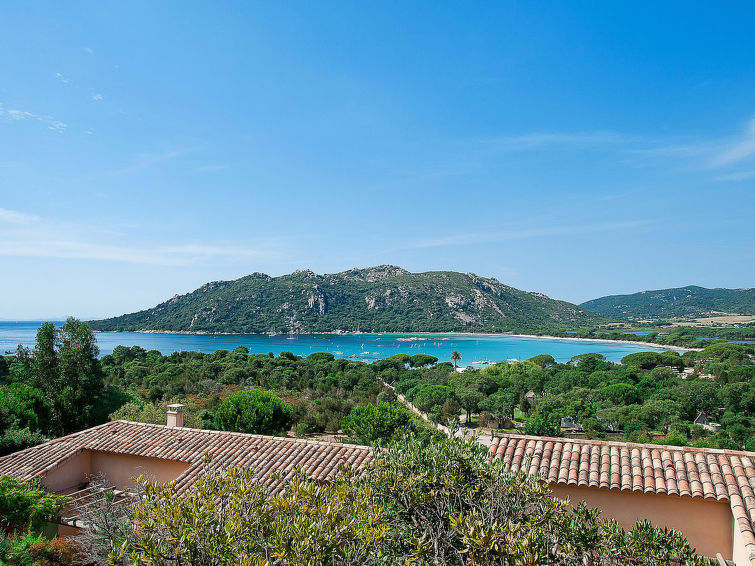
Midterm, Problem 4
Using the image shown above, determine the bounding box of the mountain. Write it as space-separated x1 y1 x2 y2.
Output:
580 286 755 320
90 265 604 334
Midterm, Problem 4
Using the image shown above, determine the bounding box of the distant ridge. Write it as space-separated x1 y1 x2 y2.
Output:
90 265 604 334
580 285 755 320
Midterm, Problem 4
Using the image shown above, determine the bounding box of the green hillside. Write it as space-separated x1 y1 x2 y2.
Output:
581 285 755 320
90 265 604 334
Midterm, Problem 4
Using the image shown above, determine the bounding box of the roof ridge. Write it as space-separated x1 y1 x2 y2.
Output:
493 432 755 457
0 420 116 465
114 420 370 450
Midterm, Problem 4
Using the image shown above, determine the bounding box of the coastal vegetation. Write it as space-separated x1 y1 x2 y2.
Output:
1 320 754 454
0 321 749 565
390 342 755 450
525 325 755 349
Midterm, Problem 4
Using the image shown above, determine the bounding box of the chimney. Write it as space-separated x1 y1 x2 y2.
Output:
167 404 185 428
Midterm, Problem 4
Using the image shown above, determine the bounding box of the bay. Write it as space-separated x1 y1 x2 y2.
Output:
0 321 678 365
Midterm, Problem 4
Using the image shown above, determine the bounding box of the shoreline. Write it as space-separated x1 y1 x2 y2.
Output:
93 329 696 351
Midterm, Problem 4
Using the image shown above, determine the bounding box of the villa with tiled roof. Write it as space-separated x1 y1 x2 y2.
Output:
1 408 754 564
490 433 755 565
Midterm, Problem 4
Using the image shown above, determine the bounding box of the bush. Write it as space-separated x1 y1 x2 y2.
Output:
28 538 78 565
0 428 46 457
0 476 68 531
214 390 294 435
293 423 310 437
342 402 415 445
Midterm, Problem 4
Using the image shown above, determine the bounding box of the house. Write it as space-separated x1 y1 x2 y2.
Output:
694 411 723 433
2 409 755 564
523 390 538 407
560 416 583 430
0 407 372 536
490 433 755 565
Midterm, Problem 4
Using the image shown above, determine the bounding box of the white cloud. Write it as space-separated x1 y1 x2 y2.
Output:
109 149 189 176
55 72 70 84
475 116 755 173
484 131 635 152
194 164 227 173
713 169 755 182
410 220 653 249
0 209 276 265
83 47 94 54
0 208 39 225
91 93 104 102
710 118 755 167
0 102 67 132
0 240 269 266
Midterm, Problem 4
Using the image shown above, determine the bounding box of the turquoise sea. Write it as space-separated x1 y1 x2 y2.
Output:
0 321 678 365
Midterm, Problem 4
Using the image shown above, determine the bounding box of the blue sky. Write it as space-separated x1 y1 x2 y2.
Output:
1 2 754 319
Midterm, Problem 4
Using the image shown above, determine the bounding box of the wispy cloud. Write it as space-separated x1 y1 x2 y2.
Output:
713 169 755 182
194 164 228 173
54 72 70 84
83 47 94 55
409 220 653 249
110 149 187 176
91 93 104 102
0 103 67 132
0 208 39 225
0 209 277 265
483 131 636 152
710 117 755 166
0 240 271 266
476 116 755 173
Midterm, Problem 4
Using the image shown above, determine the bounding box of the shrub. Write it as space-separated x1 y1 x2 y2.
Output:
214 389 294 435
0 476 68 531
342 402 415 445
28 538 78 566
0 428 46 457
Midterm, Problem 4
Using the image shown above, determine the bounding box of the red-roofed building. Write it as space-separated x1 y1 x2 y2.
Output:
490 433 755 565
1 412 754 564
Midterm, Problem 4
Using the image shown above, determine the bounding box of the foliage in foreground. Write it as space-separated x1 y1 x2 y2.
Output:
76 437 712 566
0 475 74 566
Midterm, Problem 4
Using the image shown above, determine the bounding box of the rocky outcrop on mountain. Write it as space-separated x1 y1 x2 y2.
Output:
91 266 604 334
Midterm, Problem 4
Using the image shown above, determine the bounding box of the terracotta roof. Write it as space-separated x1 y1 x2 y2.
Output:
0 420 373 495
489 433 755 565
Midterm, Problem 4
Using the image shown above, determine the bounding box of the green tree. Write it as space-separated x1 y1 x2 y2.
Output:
479 389 518 427
412 385 454 413
408 354 438 368
0 383 50 432
451 350 461 369
214 389 294 435
342 402 415 445
528 354 555 368
31 322 58 392
54 318 105 434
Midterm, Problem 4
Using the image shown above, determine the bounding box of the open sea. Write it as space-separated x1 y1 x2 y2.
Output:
0 321 678 366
